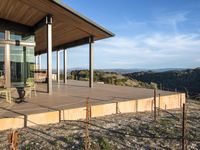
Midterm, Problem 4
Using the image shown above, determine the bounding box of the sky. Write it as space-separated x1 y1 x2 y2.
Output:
41 0 200 70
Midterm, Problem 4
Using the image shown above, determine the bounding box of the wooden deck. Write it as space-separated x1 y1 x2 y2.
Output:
0 80 180 118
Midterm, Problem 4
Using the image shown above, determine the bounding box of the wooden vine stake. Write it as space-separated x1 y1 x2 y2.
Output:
85 97 91 150
8 130 18 150
154 88 157 121
182 103 187 150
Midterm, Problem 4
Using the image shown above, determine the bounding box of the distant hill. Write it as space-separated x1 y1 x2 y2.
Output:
125 68 200 100
68 70 155 89
98 68 186 74
53 68 187 74
96 69 147 74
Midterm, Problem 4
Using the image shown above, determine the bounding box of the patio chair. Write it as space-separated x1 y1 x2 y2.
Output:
25 78 37 98
0 76 5 87
0 87 12 103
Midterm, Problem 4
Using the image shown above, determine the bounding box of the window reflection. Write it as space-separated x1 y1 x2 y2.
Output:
26 46 35 79
10 32 22 41
10 45 24 84
10 45 35 86
0 30 35 87
0 32 4 39
0 46 5 87
10 32 35 42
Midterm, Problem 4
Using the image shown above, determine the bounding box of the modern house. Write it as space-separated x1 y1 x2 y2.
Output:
0 0 114 94
0 0 185 130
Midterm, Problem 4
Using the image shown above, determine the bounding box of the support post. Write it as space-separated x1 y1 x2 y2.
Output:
154 88 157 121
89 36 94 88
4 30 11 88
57 50 60 83
182 103 187 150
158 94 161 116
116 102 119 114
46 15 53 94
63 49 67 84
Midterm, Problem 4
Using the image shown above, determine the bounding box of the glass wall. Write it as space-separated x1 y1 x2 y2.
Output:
0 46 4 87
0 30 35 87
10 32 35 42
0 32 5 79
26 46 35 80
0 32 4 39
10 32 22 41
10 46 35 85
0 31 5 86
10 45 24 84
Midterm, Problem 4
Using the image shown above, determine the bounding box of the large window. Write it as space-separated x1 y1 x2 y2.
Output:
23 35 35 42
0 46 4 87
26 46 35 79
10 32 22 41
10 32 35 42
0 30 35 87
10 45 24 84
10 45 35 86
0 32 4 39
0 46 4 76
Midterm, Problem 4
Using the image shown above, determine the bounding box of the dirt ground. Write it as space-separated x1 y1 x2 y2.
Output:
0 100 200 150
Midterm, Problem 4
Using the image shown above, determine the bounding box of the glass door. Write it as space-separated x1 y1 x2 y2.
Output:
26 46 35 79
10 45 35 86
10 45 24 86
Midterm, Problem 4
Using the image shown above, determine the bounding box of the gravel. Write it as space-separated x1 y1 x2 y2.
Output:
0 100 200 150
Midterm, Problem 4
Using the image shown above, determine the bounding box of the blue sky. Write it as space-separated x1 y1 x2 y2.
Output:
41 0 200 69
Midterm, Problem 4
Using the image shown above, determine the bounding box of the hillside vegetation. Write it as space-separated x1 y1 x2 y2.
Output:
125 68 200 100
68 70 155 89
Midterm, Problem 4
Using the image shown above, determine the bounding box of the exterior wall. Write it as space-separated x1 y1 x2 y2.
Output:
0 116 24 130
0 93 186 131
92 103 116 117
118 100 137 113
137 98 153 112
27 111 60 126
61 107 85 120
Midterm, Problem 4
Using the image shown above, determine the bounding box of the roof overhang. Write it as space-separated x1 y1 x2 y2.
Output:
0 0 114 54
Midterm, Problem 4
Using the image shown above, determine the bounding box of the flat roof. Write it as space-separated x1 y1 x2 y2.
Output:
0 0 114 53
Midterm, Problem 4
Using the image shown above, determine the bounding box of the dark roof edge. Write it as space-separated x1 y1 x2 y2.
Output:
50 0 115 37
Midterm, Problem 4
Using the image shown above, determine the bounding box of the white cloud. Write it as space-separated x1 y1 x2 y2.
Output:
156 11 188 24
58 10 199 69
62 32 200 69
144 34 200 52
155 11 189 34
94 33 200 68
